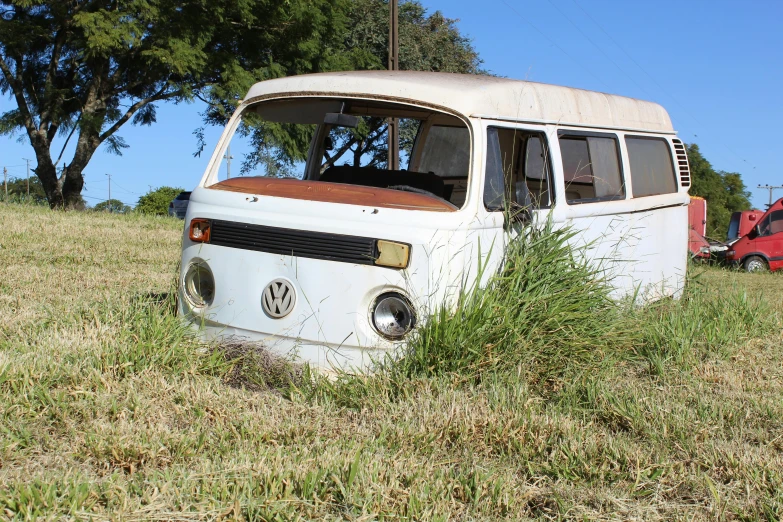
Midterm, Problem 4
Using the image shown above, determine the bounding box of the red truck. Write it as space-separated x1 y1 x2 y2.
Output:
725 198 783 272
688 197 711 258
726 208 765 245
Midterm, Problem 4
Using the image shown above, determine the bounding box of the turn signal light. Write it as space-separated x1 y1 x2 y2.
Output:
375 240 410 269
189 219 212 243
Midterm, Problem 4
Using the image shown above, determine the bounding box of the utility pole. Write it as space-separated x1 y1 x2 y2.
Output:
105 173 112 212
758 184 783 208
22 158 31 197
387 0 400 171
3 167 7 198
223 145 234 179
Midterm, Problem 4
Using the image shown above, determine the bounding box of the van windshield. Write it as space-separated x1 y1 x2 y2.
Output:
207 98 471 210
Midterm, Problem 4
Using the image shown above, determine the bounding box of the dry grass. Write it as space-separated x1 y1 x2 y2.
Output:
1 203 782 520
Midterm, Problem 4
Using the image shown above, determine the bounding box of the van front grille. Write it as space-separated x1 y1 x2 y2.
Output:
208 219 379 265
672 139 691 187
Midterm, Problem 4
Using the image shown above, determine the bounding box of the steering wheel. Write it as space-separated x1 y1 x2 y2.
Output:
387 184 440 199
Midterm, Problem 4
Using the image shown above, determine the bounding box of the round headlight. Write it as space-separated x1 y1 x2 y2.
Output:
372 292 415 339
183 262 215 310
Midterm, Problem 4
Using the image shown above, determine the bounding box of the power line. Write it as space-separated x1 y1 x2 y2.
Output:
81 194 135 205
544 0 658 102
109 180 141 195
498 0 612 92
570 0 756 171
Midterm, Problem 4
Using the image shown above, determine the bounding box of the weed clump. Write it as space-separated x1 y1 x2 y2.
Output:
395 220 629 385
216 340 304 393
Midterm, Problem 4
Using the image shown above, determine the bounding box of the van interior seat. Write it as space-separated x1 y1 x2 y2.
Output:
319 165 446 199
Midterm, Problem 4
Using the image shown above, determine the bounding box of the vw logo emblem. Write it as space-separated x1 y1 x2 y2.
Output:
262 279 296 318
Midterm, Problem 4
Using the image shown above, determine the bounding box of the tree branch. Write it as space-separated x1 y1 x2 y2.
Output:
40 23 70 130
0 53 37 137
53 116 81 167
320 135 359 173
98 87 180 142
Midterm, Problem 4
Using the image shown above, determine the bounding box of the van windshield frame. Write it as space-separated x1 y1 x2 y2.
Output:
203 97 473 212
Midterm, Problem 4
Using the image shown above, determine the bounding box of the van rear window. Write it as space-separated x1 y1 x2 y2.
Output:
626 137 677 198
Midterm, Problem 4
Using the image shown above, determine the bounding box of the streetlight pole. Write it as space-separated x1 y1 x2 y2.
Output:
223 145 234 179
758 184 783 208
22 158 31 197
387 0 400 171
105 173 112 212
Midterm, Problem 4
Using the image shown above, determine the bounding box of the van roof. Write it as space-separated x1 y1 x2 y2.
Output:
244 71 675 134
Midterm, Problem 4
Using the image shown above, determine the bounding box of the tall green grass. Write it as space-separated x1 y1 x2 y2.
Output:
303 221 778 407
635 277 777 376
397 221 629 382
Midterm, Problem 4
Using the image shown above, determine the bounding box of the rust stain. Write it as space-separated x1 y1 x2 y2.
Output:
209 177 458 212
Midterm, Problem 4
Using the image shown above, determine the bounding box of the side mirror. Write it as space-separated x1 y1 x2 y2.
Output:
748 225 759 239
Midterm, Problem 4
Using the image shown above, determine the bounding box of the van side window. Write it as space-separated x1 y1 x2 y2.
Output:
484 127 553 211
484 128 506 211
558 133 624 204
625 137 677 197
759 210 783 236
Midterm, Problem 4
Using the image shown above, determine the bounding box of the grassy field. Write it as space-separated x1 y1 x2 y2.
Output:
1 203 782 521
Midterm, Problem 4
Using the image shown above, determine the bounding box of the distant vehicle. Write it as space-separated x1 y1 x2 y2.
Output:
688 196 727 259
168 191 191 219
726 208 764 245
725 198 783 272
177 71 691 371
688 197 710 258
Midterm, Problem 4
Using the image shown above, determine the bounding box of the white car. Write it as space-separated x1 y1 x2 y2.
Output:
168 191 190 219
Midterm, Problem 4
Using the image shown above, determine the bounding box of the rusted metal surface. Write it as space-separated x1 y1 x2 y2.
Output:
210 177 458 212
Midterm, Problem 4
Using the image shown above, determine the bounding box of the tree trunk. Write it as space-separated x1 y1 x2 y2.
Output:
29 128 97 209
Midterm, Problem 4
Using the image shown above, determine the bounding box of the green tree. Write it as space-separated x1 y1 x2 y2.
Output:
687 143 752 239
2 175 47 204
0 0 350 208
203 0 485 175
93 198 130 213
136 186 182 216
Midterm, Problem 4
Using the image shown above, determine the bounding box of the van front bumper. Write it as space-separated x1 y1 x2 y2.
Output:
186 320 400 372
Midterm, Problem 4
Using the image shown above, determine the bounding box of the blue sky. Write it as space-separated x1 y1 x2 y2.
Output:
1 0 781 208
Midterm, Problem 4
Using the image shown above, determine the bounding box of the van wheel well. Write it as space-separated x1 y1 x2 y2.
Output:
743 255 768 273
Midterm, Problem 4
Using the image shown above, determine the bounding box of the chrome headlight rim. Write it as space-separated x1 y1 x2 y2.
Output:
371 291 416 340
182 261 215 312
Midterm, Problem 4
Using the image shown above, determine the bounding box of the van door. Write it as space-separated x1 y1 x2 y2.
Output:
464 123 554 290
755 210 783 270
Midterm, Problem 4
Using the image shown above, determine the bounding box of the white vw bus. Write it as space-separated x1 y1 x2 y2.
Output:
179 71 691 370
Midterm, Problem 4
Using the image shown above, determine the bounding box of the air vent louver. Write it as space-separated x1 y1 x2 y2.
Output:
672 139 690 187
209 219 378 265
